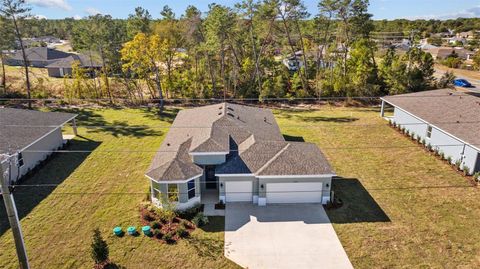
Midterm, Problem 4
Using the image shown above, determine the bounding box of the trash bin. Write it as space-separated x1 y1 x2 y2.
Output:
142 226 152 236
127 226 137 235
113 227 123 236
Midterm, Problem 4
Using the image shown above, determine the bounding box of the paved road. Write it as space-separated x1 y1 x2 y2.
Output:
434 68 480 93
225 203 353 269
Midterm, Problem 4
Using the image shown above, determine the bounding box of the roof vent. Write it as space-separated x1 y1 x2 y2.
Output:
264 117 267 122
227 112 234 117
237 116 240 120
227 107 234 111
167 143 171 146
219 106 222 109
218 112 222 115
449 92 453 95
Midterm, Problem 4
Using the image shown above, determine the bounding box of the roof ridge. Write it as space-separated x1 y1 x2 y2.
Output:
256 143 290 174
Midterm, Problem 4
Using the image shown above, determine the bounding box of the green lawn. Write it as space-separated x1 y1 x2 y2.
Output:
1 105 480 268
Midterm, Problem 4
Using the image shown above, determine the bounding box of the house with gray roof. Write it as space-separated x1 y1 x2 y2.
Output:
6 47 72 68
46 54 102 78
146 103 335 210
381 89 480 175
0 108 77 185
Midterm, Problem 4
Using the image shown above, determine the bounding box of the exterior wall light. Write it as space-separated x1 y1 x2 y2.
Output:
326 183 329 188
220 183 223 188
260 184 264 189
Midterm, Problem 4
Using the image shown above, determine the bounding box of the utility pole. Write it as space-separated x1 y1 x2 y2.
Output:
1 158 30 269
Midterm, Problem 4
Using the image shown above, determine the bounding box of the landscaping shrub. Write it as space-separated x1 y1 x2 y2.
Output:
156 208 176 223
447 156 452 164
154 229 162 239
192 212 209 227
150 221 161 229
462 165 470 176
179 219 191 229
176 203 202 221
455 160 462 171
176 227 189 238
474 172 480 182
163 231 176 244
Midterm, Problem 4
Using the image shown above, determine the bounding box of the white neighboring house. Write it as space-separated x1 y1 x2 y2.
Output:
380 89 480 175
0 108 78 185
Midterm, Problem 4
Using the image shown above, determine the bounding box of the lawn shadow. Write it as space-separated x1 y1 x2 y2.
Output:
51 108 163 138
136 106 180 124
200 216 225 233
326 177 390 223
0 138 101 237
295 115 359 123
283 134 305 142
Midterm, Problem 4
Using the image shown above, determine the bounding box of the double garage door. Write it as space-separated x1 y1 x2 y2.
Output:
266 182 323 204
225 181 323 204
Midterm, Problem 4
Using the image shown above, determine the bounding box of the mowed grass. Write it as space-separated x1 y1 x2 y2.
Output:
274 105 480 268
0 107 238 269
1 105 480 268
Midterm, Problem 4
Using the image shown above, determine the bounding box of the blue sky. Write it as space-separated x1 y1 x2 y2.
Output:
27 0 480 20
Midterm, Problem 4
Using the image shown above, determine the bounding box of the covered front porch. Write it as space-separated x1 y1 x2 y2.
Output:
201 189 225 216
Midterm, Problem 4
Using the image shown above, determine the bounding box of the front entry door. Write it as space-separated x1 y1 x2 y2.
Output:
205 166 218 189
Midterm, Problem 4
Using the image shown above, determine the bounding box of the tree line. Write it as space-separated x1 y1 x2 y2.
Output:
1 0 447 109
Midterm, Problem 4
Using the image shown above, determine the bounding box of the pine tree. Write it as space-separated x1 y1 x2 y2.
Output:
91 228 109 265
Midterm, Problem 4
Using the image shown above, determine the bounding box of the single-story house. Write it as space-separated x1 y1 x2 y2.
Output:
6 47 72 68
0 108 78 185
46 54 102 78
425 47 475 61
380 89 480 175
146 103 335 210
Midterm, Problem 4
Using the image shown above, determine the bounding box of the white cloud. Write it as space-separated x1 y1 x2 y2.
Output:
27 0 72 11
26 14 47 20
85 7 102 16
73 15 82 20
406 5 480 20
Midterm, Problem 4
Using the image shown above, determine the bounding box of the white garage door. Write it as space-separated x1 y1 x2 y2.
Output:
266 182 323 204
226 181 253 202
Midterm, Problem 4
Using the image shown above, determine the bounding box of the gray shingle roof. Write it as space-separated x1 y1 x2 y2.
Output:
46 54 102 69
0 108 77 156
9 47 71 62
382 89 480 149
147 103 334 181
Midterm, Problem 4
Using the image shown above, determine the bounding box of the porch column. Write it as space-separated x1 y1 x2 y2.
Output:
72 118 78 136
380 100 385 118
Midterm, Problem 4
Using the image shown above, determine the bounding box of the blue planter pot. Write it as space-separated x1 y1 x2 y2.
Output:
142 226 152 236
127 226 137 235
113 227 123 236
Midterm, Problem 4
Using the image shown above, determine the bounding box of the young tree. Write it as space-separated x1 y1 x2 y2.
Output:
121 33 167 113
0 0 32 107
91 228 109 266
0 15 14 93
127 7 152 40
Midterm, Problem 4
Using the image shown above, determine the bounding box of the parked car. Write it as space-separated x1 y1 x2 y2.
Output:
453 79 473 88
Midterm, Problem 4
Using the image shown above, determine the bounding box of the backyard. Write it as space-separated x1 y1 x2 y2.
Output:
1 104 480 268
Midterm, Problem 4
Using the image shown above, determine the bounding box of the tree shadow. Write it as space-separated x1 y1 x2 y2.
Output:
283 134 305 142
0 138 101 236
136 106 180 124
50 108 163 138
325 177 390 224
200 216 225 233
295 115 359 123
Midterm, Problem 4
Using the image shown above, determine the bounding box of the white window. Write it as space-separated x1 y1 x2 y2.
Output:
187 179 196 200
167 184 179 202
426 126 433 138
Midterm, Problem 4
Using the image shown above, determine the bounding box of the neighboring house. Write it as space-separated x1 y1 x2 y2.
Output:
282 51 305 71
426 47 475 61
6 47 72 68
146 103 335 210
0 108 78 185
380 89 480 175
46 54 102 78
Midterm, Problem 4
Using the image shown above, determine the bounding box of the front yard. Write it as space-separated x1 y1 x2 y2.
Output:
1 104 480 268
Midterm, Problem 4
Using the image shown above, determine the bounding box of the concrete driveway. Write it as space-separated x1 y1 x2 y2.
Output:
224 204 353 269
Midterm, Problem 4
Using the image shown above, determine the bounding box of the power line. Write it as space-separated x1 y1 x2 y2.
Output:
3 120 480 129
0 93 471 102
16 143 480 154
